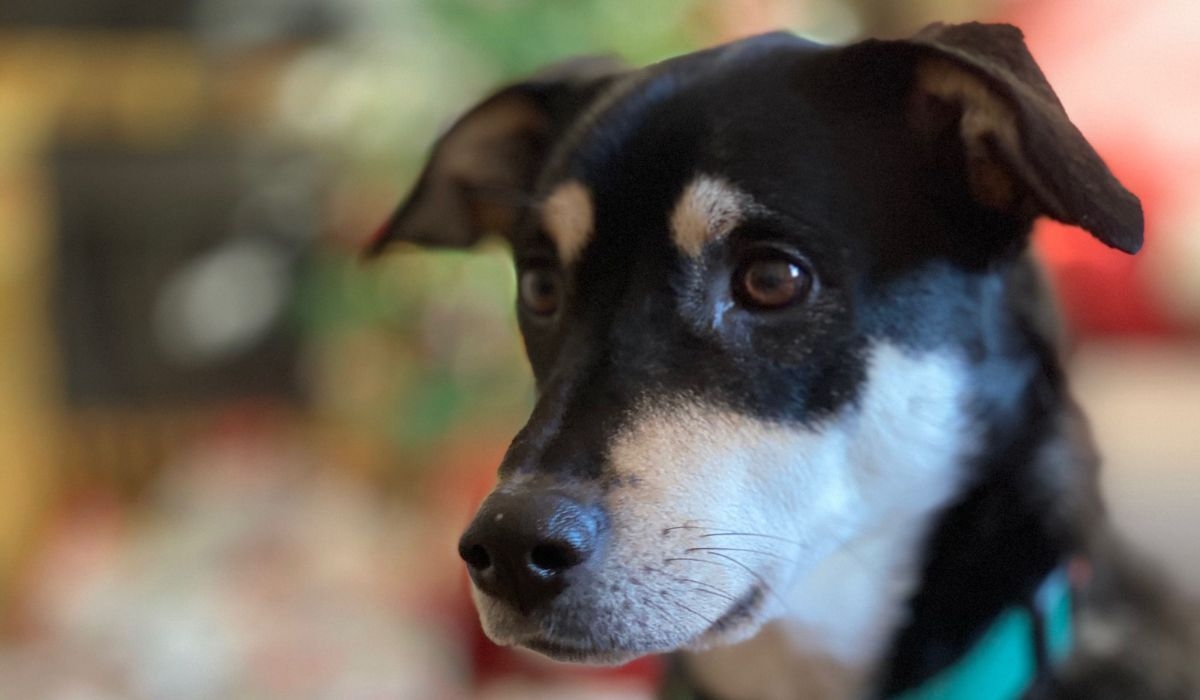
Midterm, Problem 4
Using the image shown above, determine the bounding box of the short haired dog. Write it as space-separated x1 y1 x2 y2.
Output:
366 22 1198 700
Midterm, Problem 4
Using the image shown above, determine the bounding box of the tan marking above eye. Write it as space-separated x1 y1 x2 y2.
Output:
541 180 594 266
670 175 755 257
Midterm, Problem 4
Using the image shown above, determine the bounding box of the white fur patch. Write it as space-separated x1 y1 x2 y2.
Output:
541 180 594 266
470 342 976 681
669 175 754 257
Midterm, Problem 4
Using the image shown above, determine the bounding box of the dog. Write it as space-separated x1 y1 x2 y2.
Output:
365 22 1198 700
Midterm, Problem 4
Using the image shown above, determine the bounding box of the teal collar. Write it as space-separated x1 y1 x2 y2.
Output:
662 563 1077 700
887 564 1075 700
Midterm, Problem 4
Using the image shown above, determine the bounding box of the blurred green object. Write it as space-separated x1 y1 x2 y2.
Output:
426 0 701 75
295 242 531 454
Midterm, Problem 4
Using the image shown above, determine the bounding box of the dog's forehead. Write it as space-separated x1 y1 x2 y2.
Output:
528 42 863 262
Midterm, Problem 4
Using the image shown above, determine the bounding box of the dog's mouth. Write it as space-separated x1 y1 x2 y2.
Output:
514 584 767 663
522 636 613 663
520 634 668 666
707 584 765 634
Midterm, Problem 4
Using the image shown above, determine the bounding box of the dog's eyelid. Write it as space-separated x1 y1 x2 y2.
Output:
727 233 814 267
517 256 559 270
722 220 833 277
515 247 562 271
728 216 808 243
517 226 575 267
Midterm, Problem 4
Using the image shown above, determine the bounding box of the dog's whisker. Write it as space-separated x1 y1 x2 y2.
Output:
685 546 795 562
680 580 740 603
645 594 700 647
652 590 705 648
662 524 714 535
697 531 806 547
673 599 719 629
689 586 740 604
702 550 790 613
664 556 735 570
668 551 789 612
665 523 807 550
643 564 743 606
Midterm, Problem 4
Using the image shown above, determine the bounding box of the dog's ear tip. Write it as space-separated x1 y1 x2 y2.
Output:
1073 194 1144 254
1121 201 1146 255
1096 229 1144 255
1107 202 1146 255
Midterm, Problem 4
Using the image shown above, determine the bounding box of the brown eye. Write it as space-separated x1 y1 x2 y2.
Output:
733 256 811 310
519 268 563 317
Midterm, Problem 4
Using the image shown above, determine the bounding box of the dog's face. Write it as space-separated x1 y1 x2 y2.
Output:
368 24 1140 664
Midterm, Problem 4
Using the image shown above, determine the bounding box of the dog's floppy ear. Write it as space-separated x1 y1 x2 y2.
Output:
364 56 626 257
899 22 1143 254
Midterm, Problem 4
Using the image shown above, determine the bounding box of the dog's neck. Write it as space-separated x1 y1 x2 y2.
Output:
681 332 1091 700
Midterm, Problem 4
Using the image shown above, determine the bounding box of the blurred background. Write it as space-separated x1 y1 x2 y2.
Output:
0 0 1196 698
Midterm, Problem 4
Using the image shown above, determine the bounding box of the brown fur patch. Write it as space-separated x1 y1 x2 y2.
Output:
541 180 594 266
670 175 754 257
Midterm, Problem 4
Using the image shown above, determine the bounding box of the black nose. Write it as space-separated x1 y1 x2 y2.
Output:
458 491 602 614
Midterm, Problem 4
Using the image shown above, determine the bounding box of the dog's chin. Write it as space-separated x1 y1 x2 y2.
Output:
472 581 773 665
507 605 771 666
518 638 649 666
478 605 685 667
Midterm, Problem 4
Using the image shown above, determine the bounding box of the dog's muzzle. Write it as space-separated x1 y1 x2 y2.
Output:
458 489 605 615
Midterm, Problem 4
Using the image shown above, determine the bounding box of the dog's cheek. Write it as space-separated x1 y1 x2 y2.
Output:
603 403 863 622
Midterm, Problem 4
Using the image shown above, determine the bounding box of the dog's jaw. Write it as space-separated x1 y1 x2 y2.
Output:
470 342 976 674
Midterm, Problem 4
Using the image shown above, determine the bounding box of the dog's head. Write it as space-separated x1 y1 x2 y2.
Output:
368 23 1140 664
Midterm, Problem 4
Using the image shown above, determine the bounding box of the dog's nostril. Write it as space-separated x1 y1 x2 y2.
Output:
529 542 579 573
462 543 492 571
459 492 603 609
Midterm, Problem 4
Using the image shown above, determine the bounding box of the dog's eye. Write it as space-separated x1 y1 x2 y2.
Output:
519 267 563 317
733 255 811 310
